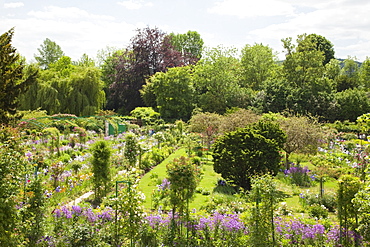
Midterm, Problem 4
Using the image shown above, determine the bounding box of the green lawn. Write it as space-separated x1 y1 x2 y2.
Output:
138 150 339 216
189 160 221 209
138 150 221 210
138 148 187 209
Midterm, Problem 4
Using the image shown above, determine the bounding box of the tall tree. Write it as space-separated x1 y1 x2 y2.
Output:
193 46 250 114
19 56 105 116
360 57 370 89
263 113 323 167
34 38 64 69
67 67 106 116
75 53 95 67
144 66 195 121
334 88 370 122
109 27 189 114
297 33 335 65
168 30 204 63
97 47 124 97
334 57 361 92
240 43 278 90
0 28 37 124
281 34 334 117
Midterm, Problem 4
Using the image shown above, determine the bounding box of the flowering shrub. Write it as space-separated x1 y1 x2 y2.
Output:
308 204 329 219
43 205 115 246
299 190 337 212
284 163 313 187
152 178 171 211
276 218 326 246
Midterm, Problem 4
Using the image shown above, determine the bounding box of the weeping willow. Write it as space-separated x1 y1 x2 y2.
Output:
19 62 106 116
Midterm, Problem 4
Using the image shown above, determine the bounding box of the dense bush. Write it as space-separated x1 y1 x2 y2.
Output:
213 120 286 190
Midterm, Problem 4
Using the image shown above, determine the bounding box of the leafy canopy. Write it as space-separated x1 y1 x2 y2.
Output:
213 120 286 190
34 38 64 69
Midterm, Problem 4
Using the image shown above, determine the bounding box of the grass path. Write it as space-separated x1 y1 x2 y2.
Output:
138 148 187 209
138 150 221 210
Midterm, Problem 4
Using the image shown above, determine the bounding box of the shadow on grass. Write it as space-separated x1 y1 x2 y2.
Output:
213 184 291 199
213 184 238 195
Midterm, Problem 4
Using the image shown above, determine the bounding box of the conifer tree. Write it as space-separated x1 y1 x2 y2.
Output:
0 28 37 124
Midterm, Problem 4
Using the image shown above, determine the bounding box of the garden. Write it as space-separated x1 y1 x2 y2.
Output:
1 109 370 247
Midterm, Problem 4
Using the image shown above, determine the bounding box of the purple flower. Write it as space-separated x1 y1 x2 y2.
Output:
159 178 170 190
71 205 82 215
62 206 72 219
98 208 114 221
55 186 61 192
83 208 97 222
54 209 62 218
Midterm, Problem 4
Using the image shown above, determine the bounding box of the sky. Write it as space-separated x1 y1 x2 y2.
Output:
1 0 369 63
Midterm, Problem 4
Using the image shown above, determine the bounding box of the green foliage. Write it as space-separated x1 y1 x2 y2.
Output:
213 120 286 190
75 53 95 67
357 112 370 134
220 108 260 133
91 140 112 202
166 156 201 215
34 38 64 69
359 57 370 89
0 28 38 124
247 174 283 246
299 191 337 212
308 204 329 219
334 88 370 122
19 57 105 116
282 34 326 88
168 30 204 61
337 174 362 245
201 193 247 214
297 33 335 65
146 66 195 121
124 132 140 167
19 178 46 246
0 126 25 246
166 155 201 245
193 46 249 114
115 171 145 245
271 114 322 166
67 67 106 116
280 34 335 119
130 107 160 125
353 174 370 242
240 43 278 90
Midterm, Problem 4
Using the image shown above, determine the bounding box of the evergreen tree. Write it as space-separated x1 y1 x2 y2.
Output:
0 28 37 124
213 120 286 190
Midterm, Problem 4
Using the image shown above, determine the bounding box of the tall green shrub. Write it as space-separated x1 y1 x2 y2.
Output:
166 156 201 245
0 127 25 246
247 174 282 246
337 175 362 246
91 140 111 202
124 132 140 167
353 173 370 243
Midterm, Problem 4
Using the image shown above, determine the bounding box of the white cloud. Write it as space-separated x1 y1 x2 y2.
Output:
28 6 114 21
117 0 153 10
246 1 370 61
208 0 296 18
4 2 24 8
1 6 143 61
